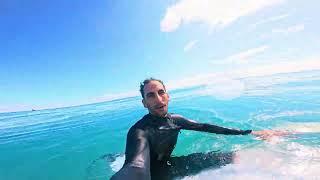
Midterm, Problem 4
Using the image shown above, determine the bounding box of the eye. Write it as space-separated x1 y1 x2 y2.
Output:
158 89 166 95
146 92 155 98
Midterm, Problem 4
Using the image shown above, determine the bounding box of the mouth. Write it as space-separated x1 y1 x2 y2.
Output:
155 104 166 110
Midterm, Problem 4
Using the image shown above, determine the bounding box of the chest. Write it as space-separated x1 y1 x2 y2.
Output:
147 126 180 160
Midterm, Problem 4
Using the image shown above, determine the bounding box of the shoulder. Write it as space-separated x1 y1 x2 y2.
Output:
169 113 185 120
170 113 196 121
169 113 198 124
169 113 190 124
131 114 150 129
127 115 149 136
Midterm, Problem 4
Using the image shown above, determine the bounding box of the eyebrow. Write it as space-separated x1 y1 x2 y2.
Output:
145 89 165 97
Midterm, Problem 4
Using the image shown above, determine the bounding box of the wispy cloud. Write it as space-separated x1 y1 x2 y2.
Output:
0 91 140 113
172 56 320 89
160 0 285 32
273 24 305 33
260 24 305 39
250 13 290 29
272 24 305 34
167 56 320 100
231 56 320 78
0 104 33 113
226 45 269 64
212 45 269 65
183 40 198 52
94 91 138 102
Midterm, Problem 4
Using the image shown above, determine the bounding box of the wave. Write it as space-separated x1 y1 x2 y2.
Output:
181 142 320 179
254 110 320 121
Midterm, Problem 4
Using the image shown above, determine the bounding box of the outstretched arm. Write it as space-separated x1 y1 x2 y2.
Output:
173 115 252 135
111 128 151 180
172 115 291 139
251 129 292 140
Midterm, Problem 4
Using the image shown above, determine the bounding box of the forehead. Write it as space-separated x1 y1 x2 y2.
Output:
143 81 165 94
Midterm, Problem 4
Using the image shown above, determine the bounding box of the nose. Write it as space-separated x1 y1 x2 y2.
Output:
155 93 163 103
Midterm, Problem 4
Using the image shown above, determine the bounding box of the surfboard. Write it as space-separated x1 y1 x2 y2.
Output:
280 122 320 133
86 152 235 180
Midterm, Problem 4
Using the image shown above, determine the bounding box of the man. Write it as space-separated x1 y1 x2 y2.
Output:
111 78 286 180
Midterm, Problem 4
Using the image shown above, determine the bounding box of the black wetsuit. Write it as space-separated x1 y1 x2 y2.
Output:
111 113 252 180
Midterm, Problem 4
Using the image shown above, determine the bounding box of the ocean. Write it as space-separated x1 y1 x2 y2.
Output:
1 71 320 180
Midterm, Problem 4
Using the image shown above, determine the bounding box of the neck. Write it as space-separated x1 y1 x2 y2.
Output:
149 112 168 118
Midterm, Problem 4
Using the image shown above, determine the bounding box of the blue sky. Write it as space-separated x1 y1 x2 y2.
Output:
1 0 319 112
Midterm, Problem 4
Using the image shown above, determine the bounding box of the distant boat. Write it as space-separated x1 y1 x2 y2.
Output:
32 109 36 111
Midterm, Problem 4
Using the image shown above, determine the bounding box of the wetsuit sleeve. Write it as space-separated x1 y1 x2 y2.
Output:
174 115 252 135
110 128 151 180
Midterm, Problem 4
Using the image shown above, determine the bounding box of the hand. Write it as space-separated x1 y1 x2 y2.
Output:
251 130 293 141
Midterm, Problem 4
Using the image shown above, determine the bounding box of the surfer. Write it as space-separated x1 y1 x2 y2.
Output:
111 78 288 180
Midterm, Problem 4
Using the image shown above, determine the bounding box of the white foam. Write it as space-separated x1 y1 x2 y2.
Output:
254 110 320 121
110 155 125 172
180 142 320 180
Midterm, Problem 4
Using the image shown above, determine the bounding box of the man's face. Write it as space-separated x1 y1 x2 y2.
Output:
142 80 169 117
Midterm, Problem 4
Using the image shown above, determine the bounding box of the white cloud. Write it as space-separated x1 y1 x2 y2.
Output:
272 24 305 34
167 56 320 100
211 45 269 65
95 91 138 102
160 0 285 32
170 56 320 90
0 91 140 113
0 104 33 113
250 13 290 29
183 40 198 52
231 56 320 78
225 45 269 64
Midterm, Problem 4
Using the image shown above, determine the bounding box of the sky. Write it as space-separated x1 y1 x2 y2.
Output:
1 0 319 113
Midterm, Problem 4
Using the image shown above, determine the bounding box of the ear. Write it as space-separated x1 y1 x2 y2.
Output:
142 99 147 108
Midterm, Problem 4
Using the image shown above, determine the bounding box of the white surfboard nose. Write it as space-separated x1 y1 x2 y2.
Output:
279 122 320 133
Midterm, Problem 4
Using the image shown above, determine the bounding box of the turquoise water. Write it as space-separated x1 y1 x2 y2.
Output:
1 71 320 180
